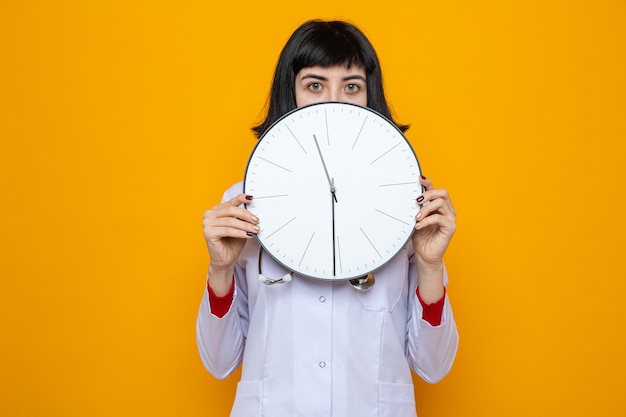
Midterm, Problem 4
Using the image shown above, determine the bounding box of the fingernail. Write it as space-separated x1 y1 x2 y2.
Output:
417 195 425 203
252 225 260 231
245 195 253 200
420 175 427 180
416 211 422 219
246 231 254 236
252 215 259 222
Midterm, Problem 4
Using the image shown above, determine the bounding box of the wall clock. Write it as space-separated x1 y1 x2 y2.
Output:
244 102 422 283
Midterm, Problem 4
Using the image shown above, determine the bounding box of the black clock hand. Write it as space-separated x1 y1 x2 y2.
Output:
331 177 337 276
313 134 338 202
313 134 338 275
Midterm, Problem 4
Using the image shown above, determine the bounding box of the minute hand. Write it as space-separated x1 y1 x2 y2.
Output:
313 134 338 202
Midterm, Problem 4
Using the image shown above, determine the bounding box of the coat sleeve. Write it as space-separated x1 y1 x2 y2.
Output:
195 182 249 379
196 282 247 379
405 258 459 384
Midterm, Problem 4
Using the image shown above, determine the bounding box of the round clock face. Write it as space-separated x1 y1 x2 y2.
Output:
244 102 422 281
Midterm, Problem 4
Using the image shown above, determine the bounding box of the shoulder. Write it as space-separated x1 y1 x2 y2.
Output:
221 181 244 202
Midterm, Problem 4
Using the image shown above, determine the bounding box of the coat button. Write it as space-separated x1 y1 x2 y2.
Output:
319 296 326 303
319 361 326 368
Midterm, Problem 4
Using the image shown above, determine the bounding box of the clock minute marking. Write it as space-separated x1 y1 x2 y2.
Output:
360 227 383 259
257 156 292 173
370 142 401 165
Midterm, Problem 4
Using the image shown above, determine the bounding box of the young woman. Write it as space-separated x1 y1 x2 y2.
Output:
197 20 458 417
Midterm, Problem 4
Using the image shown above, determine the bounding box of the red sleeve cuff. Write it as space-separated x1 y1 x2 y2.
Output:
207 279 235 318
416 287 446 326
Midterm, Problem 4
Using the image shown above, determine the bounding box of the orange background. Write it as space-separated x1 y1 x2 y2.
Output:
2 1 625 416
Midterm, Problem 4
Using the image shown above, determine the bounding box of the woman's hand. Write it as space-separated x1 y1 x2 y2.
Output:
412 176 457 302
202 193 259 294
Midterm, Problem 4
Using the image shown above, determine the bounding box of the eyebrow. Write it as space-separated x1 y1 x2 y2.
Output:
300 73 366 82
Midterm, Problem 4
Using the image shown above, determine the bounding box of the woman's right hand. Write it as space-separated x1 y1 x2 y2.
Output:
202 193 259 294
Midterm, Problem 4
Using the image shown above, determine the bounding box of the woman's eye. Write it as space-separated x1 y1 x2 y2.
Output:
345 84 360 92
308 82 322 91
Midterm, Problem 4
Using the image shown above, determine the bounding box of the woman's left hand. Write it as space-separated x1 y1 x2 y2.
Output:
412 176 457 268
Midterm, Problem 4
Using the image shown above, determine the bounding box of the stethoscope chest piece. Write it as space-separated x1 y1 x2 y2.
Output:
349 273 375 291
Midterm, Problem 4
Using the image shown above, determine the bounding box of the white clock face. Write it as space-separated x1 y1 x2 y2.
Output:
244 102 422 281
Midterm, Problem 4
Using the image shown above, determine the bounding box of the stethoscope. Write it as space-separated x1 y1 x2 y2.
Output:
257 246 375 290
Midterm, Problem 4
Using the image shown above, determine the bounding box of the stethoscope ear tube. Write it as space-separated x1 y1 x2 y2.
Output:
258 247 292 285
257 246 374 290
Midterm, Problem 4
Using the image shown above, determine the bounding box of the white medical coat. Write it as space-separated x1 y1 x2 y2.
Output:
196 183 459 417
